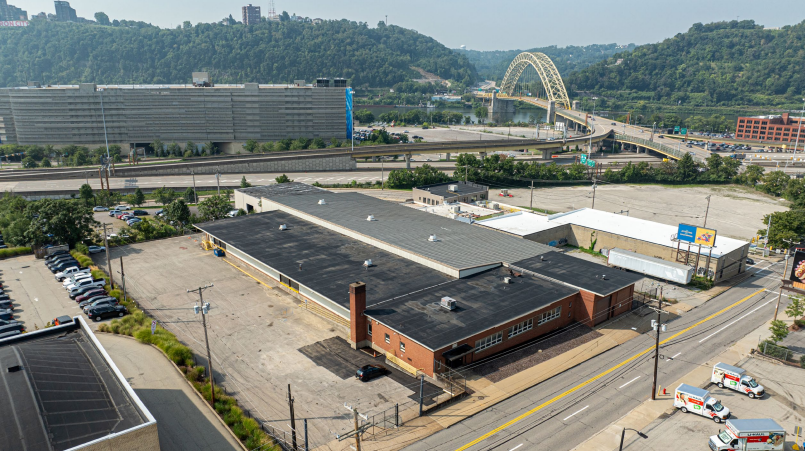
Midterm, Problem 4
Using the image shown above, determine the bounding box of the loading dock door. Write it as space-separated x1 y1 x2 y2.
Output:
593 295 611 326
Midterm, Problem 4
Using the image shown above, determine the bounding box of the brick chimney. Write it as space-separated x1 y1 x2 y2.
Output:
783 112 790 124
349 282 367 349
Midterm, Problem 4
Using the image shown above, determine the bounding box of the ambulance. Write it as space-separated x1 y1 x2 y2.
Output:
708 418 785 451
674 383 730 423
711 363 765 399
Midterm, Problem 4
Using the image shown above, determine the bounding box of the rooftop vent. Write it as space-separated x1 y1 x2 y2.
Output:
363 259 373 267
279 224 288 231
318 199 326 205
428 234 439 242
367 215 375 221
440 296 457 311
540 255 545 261
601 274 607 280
503 277 512 284
448 184 458 192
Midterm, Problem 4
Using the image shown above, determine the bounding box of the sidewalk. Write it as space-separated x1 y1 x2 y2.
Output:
97 333 243 451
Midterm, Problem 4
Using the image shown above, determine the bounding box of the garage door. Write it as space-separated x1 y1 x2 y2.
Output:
593 295 611 326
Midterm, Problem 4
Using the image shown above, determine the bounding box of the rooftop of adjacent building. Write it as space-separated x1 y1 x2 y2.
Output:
477 209 748 258
413 181 489 198
1 83 347 91
0 317 153 451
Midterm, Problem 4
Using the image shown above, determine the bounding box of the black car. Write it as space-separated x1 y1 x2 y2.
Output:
79 296 117 310
356 364 388 382
0 301 13 311
0 322 24 335
0 309 13 321
132 210 149 216
70 285 104 299
746 258 755 265
0 318 21 327
44 250 70 262
47 256 77 269
86 304 127 321
0 330 20 339
50 260 79 273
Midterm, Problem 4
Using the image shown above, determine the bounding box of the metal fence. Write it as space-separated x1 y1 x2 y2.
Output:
757 339 804 366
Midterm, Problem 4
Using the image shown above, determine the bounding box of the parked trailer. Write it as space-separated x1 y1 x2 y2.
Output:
607 248 693 284
709 418 785 450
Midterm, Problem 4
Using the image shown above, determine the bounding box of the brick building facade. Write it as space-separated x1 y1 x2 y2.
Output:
736 113 805 144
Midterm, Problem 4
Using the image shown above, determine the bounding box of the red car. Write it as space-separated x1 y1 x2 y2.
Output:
75 289 106 303
117 213 131 220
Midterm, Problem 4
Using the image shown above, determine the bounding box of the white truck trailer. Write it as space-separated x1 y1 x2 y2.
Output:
606 248 693 284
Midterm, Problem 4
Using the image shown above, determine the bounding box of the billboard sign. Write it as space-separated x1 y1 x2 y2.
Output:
677 223 717 247
789 250 805 290
0 21 29 27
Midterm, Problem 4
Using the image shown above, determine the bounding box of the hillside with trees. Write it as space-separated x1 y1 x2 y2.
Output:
458 43 637 81
0 18 477 88
566 20 805 108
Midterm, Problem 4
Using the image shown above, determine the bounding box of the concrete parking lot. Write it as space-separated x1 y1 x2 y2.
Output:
96 235 440 448
622 357 805 450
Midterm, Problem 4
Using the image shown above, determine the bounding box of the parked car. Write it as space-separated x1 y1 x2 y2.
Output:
114 205 131 211
117 213 131 220
66 279 105 294
76 289 106 303
226 209 239 218
44 250 70 262
93 206 109 212
70 285 105 299
50 260 79 274
87 245 104 254
109 209 122 217
0 318 21 327
80 296 117 311
86 304 128 322
46 254 76 267
155 209 165 217
0 309 14 321
356 364 388 382
0 300 14 311
51 315 73 326
0 330 21 339
0 322 25 334
126 218 142 226
132 210 149 216
746 258 755 265
63 273 92 288
55 266 89 282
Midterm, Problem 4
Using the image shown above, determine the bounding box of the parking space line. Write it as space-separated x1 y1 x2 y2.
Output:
562 405 589 421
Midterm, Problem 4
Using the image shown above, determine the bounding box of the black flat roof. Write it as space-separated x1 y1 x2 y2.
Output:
196 212 453 309
511 253 643 296
238 182 327 198
364 266 578 350
414 181 488 198
0 323 150 451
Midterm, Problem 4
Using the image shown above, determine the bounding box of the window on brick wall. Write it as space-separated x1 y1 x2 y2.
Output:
538 306 561 325
475 331 502 353
384 333 390 343
508 318 533 338
400 341 405 352
368 322 372 336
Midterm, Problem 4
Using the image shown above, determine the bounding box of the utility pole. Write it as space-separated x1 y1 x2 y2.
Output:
651 288 665 401
775 251 791 321
191 170 198 203
591 178 597 209
101 223 114 288
530 180 534 211
99 168 105 191
216 171 221 195
765 214 773 249
695 195 712 271
288 384 298 451
381 158 384 190
118 257 126 303
189 284 215 407
105 166 111 193
419 374 425 417
344 404 363 451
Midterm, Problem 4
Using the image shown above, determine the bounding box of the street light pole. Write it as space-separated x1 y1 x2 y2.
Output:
619 428 648 450
188 284 215 407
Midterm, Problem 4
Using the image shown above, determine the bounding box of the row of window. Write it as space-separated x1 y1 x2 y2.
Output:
368 322 407 352
476 305 567 354
538 306 562 325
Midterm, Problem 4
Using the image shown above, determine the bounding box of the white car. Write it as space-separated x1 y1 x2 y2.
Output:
93 206 109 212
114 205 131 211
225 209 240 218
55 267 90 282
109 209 121 217
64 273 92 288
87 245 104 254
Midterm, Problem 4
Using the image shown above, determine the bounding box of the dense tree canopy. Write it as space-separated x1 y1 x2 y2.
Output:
567 20 805 107
0 19 477 88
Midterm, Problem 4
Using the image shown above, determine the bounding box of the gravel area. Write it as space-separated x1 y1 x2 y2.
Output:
469 325 602 383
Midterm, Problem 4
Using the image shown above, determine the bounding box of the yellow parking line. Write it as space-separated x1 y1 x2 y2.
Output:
221 258 273 290
455 287 767 451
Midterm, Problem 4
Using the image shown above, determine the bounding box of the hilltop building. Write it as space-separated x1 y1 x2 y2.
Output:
736 113 805 144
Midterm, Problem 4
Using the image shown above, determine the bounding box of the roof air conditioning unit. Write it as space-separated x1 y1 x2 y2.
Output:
318 199 326 205
279 224 288 231
428 234 439 242
491 202 500 210
503 277 512 284
448 184 458 192
450 205 461 213
367 215 375 221
440 296 457 311
363 259 373 267
501 189 509 196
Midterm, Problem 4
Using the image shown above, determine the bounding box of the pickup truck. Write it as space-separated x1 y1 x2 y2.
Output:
55 266 89 282
67 279 106 295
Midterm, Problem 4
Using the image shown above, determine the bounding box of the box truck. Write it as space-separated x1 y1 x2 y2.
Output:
674 383 730 423
709 419 785 451
712 363 764 398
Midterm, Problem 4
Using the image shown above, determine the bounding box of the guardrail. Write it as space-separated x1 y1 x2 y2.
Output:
615 134 703 162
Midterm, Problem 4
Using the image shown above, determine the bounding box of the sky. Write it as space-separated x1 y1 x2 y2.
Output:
15 0 805 50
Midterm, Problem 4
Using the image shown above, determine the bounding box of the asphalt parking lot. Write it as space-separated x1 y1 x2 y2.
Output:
96 235 439 447
621 357 805 450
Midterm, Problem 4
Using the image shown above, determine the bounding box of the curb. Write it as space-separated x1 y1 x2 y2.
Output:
96 331 250 451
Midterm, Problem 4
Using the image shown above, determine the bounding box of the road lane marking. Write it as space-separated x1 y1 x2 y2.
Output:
667 352 681 361
454 287 767 451
563 405 589 421
509 445 523 451
618 376 640 389
698 298 774 343
765 289 793 298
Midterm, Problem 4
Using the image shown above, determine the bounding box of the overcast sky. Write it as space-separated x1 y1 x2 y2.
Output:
17 0 805 50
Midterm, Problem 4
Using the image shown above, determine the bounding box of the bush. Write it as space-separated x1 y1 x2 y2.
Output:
759 339 791 360
796 319 805 327
74 243 89 254
0 247 32 258
801 355 805 369
224 406 244 426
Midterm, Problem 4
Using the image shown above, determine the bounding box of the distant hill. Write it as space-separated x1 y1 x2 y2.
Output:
565 20 805 107
0 20 478 88
457 44 636 81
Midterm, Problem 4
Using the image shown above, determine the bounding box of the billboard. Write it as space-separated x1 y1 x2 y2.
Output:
0 21 29 27
677 224 717 247
788 250 805 290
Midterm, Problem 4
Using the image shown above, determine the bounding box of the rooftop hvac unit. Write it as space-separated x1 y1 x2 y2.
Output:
278 224 288 231
318 199 326 205
363 259 373 267
490 202 500 210
440 296 457 311
428 234 439 242
367 215 375 221
503 277 512 284
500 189 509 196
450 205 461 213
448 184 458 192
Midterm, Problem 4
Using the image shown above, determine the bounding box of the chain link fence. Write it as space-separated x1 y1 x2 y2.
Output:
757 339 805 368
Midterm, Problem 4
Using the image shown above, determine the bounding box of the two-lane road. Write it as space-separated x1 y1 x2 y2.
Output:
405 261 784 451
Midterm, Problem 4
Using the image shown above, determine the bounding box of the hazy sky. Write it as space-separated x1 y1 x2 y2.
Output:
17 0 805 50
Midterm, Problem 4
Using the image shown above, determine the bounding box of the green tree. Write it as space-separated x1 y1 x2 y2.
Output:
311 138 327 149
275 174 293 183
182 21 192 29
240 176 252 188
78 183 94 206
259 142 274 153
243 140 259 153
40 157 52 167
203 142 217 156
21 156 37 168
280 11 290 21
153 186 178 205
474 106 488 123
759 171 790 197
165 198 191 225
760 211 805 248
768 320 789 343
198 195 232 221
166 142 181 157
132 188 145 207
185 141 196 155
183 187 198 203
23 199 98 248
785 296 805 322
675 153 697 182
94 12 111 25
151 138 164 157
354 109 375 124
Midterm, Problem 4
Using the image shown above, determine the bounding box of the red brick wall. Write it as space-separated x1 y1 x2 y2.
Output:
350 283 367 348
611 286 634 318
367 320 435 375
576 290 598 327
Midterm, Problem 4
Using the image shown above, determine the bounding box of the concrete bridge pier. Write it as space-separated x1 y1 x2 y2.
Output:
372 156 378 162
546 100 556 124
542 149 551 159
446 153 451 162
489 91 515 113
405 153 411 169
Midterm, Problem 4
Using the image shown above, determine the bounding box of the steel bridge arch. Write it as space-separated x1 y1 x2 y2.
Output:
500 52 571 109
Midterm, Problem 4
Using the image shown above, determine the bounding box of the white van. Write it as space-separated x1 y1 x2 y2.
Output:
674 383 730 423
709 418 785 450
712 363 764 398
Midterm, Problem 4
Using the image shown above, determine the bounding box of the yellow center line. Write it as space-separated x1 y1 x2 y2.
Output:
455 287 767 451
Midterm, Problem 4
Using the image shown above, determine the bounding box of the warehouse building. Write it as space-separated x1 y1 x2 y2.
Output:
412 181 489 205
0 74 349 151
477 209 750 283
197 184 641 376
0 316 159 451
